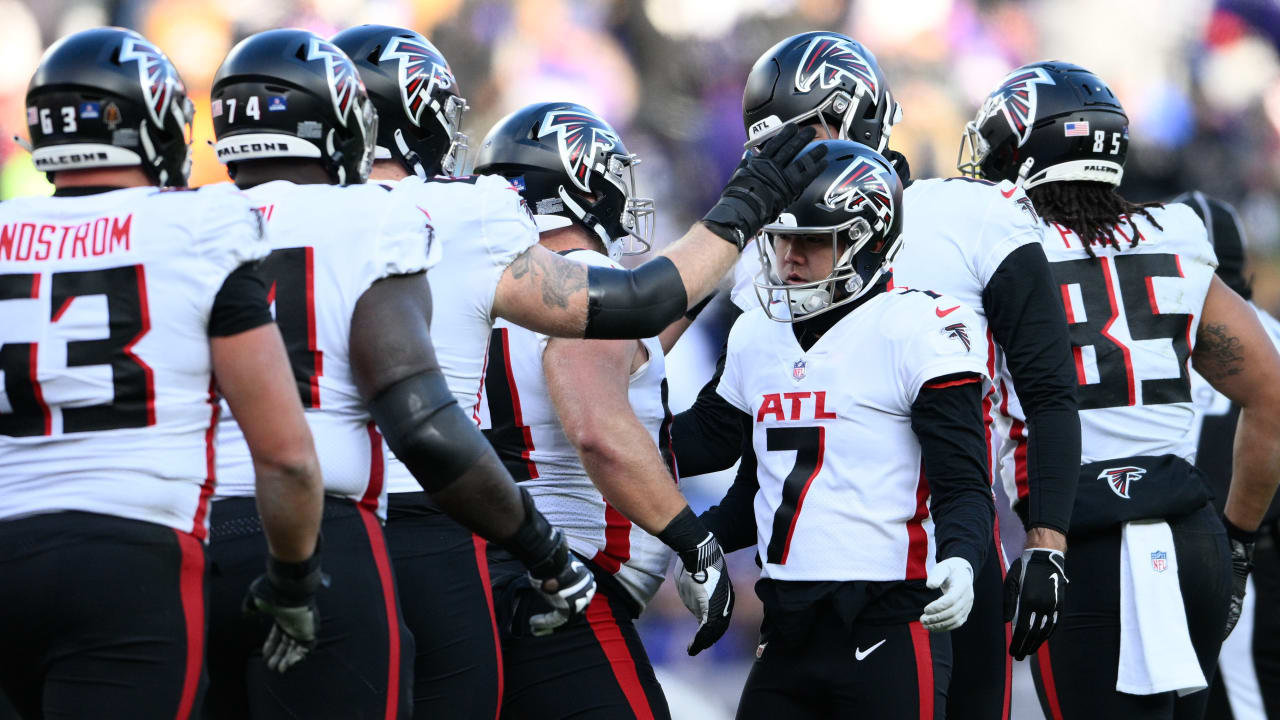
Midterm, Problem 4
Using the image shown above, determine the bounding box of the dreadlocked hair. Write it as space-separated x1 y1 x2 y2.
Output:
1027 181 1164 258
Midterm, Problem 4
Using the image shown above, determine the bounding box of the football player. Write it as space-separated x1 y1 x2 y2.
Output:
0 28 325 718
1176 191 1280 720
330 23 823 718
203 30 592 719
677 33 1081 719
470 102 734 719
693 140 994 717
963 61 1280 720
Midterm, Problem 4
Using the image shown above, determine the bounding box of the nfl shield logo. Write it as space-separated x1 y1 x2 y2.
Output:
792 360 807 381
1151 550 1168 573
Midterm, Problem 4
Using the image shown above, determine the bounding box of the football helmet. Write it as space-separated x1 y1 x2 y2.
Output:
331 25 468 178
755 140 903 322
25 27 194 186
958 61 1127 188
472 102 654 261
211 29 377 185
742 32 901 153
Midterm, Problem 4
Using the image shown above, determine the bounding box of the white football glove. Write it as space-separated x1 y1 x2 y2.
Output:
920 557 974 632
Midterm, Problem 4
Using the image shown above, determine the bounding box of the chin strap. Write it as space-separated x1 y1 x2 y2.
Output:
394 128 427 178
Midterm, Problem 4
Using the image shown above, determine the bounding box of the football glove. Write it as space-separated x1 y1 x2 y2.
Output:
659 507 735 655
244 553 328 673
1224 519 1256 639
527 534 597 637
921 557 974 632
1004 548 1067 659
702 123 828 249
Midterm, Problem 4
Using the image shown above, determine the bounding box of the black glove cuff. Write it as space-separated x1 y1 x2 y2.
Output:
657 506 711 556
699 219 746 250
500 486 564 579
1224 516 1259 544
265 550 324 603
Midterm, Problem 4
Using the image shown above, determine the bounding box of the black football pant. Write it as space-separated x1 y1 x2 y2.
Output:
1031 503 1231 720
386 492 503 720
1205 520 1280 720
947 529 1010 720
736 599 951 719
489 553 671 719
0 511 207 720
204 496 412 719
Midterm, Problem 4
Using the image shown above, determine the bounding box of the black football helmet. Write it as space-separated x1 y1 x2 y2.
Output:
24 27 194 186
742 32 901 153
331 25 468 178
472 102 654 261
755 140 903 322
212 29 377 185
958 61 1128 188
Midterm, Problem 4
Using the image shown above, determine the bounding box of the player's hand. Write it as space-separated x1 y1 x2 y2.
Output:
1225 525 1255 639
1003 548 1067 659
243 554 328 672
527 531 596 636
702 123 828 249
921 557 974 632
659 507 735 655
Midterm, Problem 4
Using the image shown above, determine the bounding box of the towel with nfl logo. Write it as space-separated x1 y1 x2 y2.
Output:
1117 520 1208 696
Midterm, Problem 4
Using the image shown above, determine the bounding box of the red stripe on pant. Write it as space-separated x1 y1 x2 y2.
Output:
1036 643 1065 720
173 530 206 720
908 621 934 720
471 534 504 720
585 593 655 720
357 506 402 720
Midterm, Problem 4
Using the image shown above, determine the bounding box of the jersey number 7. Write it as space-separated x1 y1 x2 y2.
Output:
765 425 826 565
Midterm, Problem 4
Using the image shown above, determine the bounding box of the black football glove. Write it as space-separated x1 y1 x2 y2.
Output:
1003 547 1067 660
243 552 328 673
501 487 596 635
1224 519 1256 639
659 507 735 655
702 123 828 249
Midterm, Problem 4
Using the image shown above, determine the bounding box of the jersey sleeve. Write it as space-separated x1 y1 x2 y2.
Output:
193 183 271 271
477 174 540 268
374 184 440 280
715 313 753 414
973 181 1043 287
898 298 990 403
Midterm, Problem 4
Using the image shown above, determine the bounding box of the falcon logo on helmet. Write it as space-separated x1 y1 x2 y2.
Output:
823 157 895 229
379 35 455 128
794 35 880 99
1100 465 1147 499
306 38 364 127
976 66 1054 147
118 36 183 128
537 109 619 193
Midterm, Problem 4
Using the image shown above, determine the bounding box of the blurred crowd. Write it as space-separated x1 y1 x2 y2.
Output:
4 0 1280 716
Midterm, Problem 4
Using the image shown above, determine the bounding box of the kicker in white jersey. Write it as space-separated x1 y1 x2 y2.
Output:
0 184 267 536
214 180 439 517
717 287 990 582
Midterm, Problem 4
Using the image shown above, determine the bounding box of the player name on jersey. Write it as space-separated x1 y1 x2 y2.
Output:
0 215 133 262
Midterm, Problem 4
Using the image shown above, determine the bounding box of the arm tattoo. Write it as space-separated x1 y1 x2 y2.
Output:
1195 322 1245 382
513 247 586 310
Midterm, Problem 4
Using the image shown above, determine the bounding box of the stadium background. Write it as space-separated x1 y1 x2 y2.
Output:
1 0 1276 717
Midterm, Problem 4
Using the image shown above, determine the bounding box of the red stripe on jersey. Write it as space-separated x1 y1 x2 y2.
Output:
29 274 51 434
304 247 322 408
1059 284 1076 324
498 328 538 479
585 593 655 720
172 529 206 720
908 621 934 720
473 335 491 427
592 503 632 574
191 380 220 540
126 264 156 426
471 535 504 720
50 296 73 323
357 506 402 720
361 422 385 512
1175 256 1194 375
1098 257 1135 406
983 329 996 489
1035 643 1065 720
1145 275 1160 314
998 378 1030 503
905 466 931 580
779 426 825 565
923 376 980 390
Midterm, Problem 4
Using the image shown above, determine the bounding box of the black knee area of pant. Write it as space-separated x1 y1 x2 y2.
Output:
584 257 687 339
368 369 486 492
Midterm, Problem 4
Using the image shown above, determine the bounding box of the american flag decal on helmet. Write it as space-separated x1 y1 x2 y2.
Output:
794 35 880 99
1099 465 1146 499
537 109 619 193
978 67 1054 147
306 38 365 127
379 36 455 127
118 36 182 128
823 157 894 229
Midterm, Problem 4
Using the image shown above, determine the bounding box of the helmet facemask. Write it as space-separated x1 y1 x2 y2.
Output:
553 150 654 261
745 87 902 153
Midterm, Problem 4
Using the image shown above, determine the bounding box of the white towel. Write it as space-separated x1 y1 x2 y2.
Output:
1117 520 1207 697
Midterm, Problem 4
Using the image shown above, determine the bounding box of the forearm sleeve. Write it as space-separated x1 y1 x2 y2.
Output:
984 243 1080 534
672 344 748 475
698 409 759 553
584 257 689 339
367 369 489 492
911 376 994 573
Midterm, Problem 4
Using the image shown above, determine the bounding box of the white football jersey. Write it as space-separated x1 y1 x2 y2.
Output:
381 174 539 496
476 249 677 608
0 184 267 537
997 205 1218 506
717 288 990 582
215 180 439 517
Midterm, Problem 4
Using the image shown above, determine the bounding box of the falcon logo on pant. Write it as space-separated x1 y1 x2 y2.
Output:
1100 465 1146 499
